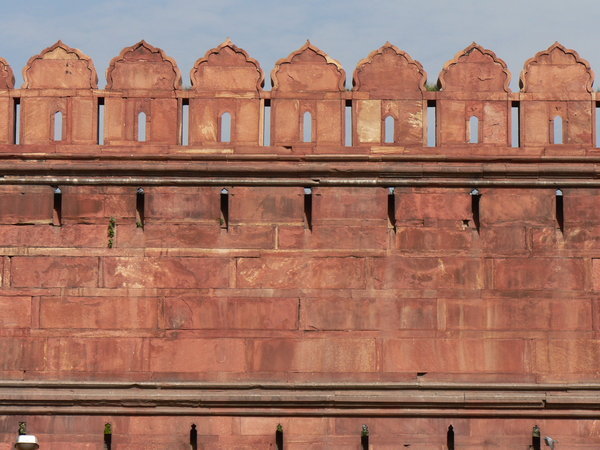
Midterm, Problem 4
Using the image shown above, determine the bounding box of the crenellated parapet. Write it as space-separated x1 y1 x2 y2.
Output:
0 40 598 152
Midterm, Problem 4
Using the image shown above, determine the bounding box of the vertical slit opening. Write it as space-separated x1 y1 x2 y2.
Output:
181 99 189 146
53 111 63 141
384 115 395 143
52 187 62 226
360 425 369 450
556 189 564 233
512 101 520 148
275 424 283 450
263 100 271 146
13 98 20 145
104 423 112 450
220 112 231 143
427 100 436 147
345 101 352 146
387 187 396 231
137 112 147 142
220 188 229 230
447 425 455 450
304 187 313 231
189 424 197 450
552 116 563 144
136 187 145 229
468 116 479 143
97 98 104 145
303 111 312 143
470 188 481 233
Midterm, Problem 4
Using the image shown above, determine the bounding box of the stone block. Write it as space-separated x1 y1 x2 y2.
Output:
55 337 146 372
313 187 387 222
371 257 483 290
300 297 436 330
480 188 554 226
0 296 31 327
279 225 388 250
11 256 98 288
444 298 592 330
383 338 527 373
249 338 377 373
237 257 366 289
0 185 53 224
40 296 158 329
230 187 304 224
395 188 471 223
534 339 600 374
149 338 246 373
103 257 231 289
62 186 135 222
163 296 298 330
494 257 586 290
145 187 219 222
0 224 107 248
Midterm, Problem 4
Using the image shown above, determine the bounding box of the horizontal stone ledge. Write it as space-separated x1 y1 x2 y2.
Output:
2 176 600 188
0 382 600 417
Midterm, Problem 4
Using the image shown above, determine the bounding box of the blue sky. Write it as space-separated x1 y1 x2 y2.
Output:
1 0 598 90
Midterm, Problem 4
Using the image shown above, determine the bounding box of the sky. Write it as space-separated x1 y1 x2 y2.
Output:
0 0 598 90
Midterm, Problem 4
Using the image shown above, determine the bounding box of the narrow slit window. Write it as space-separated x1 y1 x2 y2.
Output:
220 188 229 230
263 100 271 146
220 112 231 143
469 116 479 144
136 187 145 228
137 112 147 142
556 189 564 233
427 100 436 147
189 424 197 450
52 187 62 226
304 187 313 230
387 187 396 230
384 116 395 143
181 100 189 146
303 111 312 143
275 424 283 450
512 101 520 148
470 188 481 233
97 98 105 145
447 425 455 450
13 99 20 145
53 111 63 141
553 116 563 144
345 101 352 146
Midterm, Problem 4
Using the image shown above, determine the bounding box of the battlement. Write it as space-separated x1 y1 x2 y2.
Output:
0 40 598 152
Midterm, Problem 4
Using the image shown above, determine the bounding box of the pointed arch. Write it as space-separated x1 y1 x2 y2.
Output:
106 40 182 90
271 41 345 92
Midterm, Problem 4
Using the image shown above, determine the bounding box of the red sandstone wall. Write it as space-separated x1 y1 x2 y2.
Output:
0 40 599 448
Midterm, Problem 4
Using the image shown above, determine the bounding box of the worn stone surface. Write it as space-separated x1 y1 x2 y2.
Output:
0 40 598 447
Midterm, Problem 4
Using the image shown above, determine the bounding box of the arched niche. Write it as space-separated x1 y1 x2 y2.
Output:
190 39 264 92
438 43 511 93
353 42 426 98
271 41 345 92
106 40 182 90
520 42 594 94
22 41 97 89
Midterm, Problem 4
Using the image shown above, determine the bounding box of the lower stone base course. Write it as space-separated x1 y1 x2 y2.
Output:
0 416 599 449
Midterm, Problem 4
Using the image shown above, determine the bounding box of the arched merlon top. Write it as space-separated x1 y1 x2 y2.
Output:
22 41 97 89
0 57 14 89
520 42 594 94
190 39 264 92
271 41 345 92
353 42 426 98
106 40 182 90
438 43 511 93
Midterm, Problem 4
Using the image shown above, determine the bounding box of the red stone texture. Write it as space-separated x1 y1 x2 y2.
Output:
0 41 598 446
